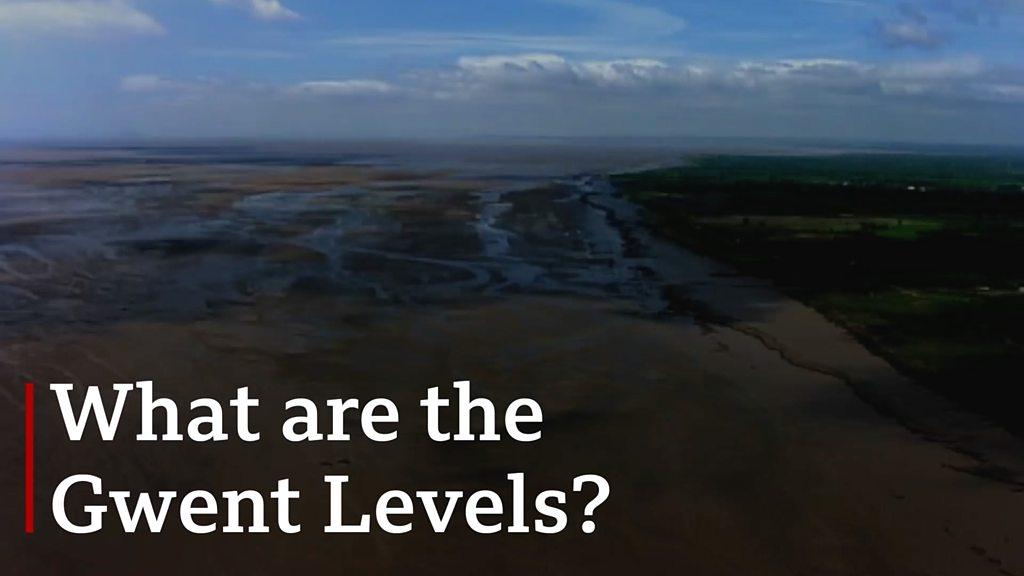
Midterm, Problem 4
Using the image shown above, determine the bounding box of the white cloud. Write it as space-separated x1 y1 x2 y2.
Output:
117 75 229 105
288 80 396 96
876 57 1012 100
882 57 985 81
120 75 199 93
425 52 1024 106
875 21 946 49
456 54 576 81
450 54 681 89
446 54 871 96
732 58 868 77
577 59 670 86
116 54 1024 128
729 59 872 94
211 0 298 21
326 4 687 59
0 0 163 36
981 83 1024 102
870 1 1024 49
545 0 686 36
120 75 397 99
103 54 1024 143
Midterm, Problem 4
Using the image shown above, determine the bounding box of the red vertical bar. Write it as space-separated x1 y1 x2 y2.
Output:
25 382 35 534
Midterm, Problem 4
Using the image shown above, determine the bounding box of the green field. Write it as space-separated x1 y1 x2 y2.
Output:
613 154 1024 434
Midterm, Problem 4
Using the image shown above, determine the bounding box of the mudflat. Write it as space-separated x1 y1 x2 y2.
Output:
2 143 1022 575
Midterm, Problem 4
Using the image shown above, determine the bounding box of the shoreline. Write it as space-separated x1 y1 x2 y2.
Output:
3 146 1024 574
608 155 1024 442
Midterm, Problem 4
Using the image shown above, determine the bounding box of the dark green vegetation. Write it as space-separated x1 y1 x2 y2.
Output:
613 154 1024 434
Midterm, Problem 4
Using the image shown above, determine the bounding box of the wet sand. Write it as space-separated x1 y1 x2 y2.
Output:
2 143 1023 575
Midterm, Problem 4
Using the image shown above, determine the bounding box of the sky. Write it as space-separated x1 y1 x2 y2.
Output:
1 0 1023 144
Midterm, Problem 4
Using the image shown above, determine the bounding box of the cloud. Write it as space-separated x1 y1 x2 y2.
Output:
119 54 1024 110
438 54 977 102
325 3 687 60
874 57 1010 99
121 75 179 92
872 2 948 49
331 31 617 56
119 75 211 93
118 75 231 105
418 52 1024 107
104 54 1024 143
874 20 947 48
577 59 672 86
871 0 1024 49
544 0 686 36
454 53 576 83
882 57 985 81
431 53 650 98
445 55 862 96
288 80 397 96
121 75 398 99
450 54 682 88
931 0 1024 24
0 0 163 36
188 47 296 60
211 0 298 21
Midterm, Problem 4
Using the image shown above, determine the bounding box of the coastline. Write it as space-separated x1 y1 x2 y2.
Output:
609 155 1024 438
2 145 1024 574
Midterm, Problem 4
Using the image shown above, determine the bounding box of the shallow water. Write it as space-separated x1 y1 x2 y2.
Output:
0 142 703 337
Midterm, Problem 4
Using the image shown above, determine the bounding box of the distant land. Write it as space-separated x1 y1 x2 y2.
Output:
613 153 1024 434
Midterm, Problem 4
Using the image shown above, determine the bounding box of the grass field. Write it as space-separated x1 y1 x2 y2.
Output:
613 154 1024 433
